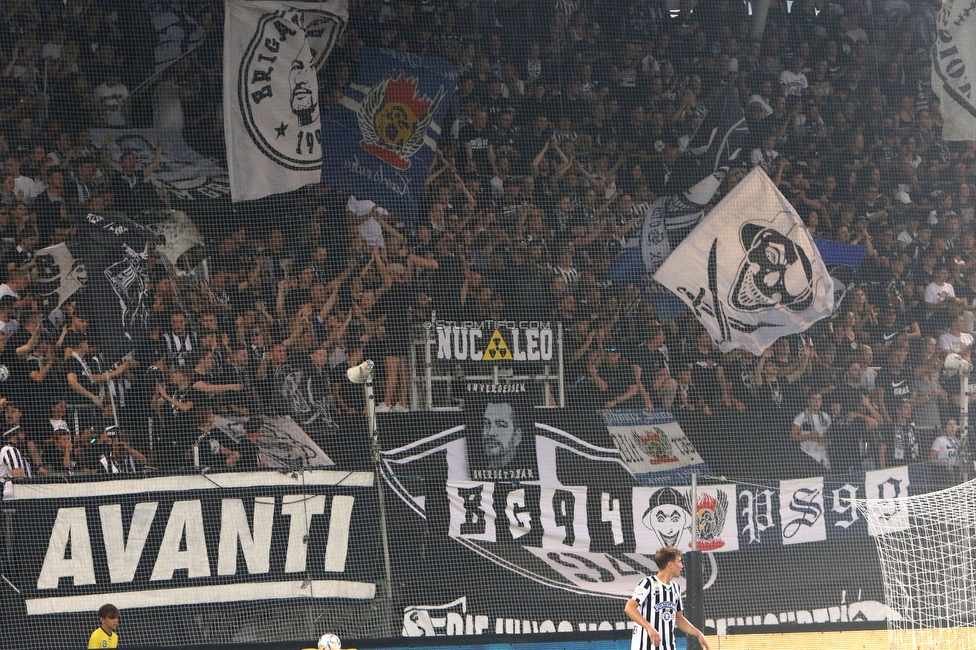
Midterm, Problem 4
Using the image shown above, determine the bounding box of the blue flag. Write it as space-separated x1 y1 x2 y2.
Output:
321 48 457 217
814 237 867 309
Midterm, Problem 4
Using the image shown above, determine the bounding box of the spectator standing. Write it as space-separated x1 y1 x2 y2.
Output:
790 391 832 477
0 415 32 498
879 399 919 468
929 418 961 489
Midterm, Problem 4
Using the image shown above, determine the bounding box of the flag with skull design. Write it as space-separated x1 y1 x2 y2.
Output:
654 168 834 355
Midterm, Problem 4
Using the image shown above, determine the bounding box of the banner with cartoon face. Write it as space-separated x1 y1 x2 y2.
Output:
654 169 834 355
378 408 952 638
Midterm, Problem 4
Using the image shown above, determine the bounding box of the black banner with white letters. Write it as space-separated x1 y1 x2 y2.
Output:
380 407 914 639
3 410 932 648
3 470 378 650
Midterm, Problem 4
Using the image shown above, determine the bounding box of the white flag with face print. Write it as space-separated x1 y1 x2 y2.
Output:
932 0 976 141
653 168 833 355
223 0 348 201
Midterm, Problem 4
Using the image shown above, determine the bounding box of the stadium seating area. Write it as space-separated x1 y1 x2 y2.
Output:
0 0 974 486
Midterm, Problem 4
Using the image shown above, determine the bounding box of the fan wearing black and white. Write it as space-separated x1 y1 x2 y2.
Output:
1 419 32 499
624 546 711 650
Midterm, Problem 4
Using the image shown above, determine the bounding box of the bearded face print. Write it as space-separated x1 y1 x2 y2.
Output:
730 223 815 312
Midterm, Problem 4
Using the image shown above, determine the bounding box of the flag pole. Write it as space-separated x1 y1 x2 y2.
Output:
685 472 705 650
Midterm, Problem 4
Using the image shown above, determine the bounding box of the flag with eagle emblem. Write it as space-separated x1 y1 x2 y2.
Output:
321 48 458 217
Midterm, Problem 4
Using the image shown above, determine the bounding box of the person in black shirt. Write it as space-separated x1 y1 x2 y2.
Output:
872 340 914 424
0 228 38 278
460 109 493 177
679 329 728 413
827 361 884 472
189 404 240 469
585 345 643 409
110 146 164 216
631 325 678 411
879 400 919 468
237 419 267 471
866 305 921 349
42 427 86 474
0 328 33 410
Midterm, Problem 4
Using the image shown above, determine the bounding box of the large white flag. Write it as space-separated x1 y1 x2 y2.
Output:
932 0 976 140
223 0 348 202
653 168 833 355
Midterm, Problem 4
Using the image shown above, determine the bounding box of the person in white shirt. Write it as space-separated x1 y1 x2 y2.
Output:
750 135 779 171
791 391 832 476
938 315 974 356
930 418 960 467
924 266 955 305
92 73 130 127
779 57 809 97
929 418 961 489
3 157 44 200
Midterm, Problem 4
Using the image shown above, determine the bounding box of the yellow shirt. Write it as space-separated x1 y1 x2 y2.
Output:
88 627 118 648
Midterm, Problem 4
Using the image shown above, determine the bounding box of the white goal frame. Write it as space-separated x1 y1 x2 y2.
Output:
856 478 976 649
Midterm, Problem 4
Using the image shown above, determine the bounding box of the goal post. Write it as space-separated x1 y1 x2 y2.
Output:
856 478 976 650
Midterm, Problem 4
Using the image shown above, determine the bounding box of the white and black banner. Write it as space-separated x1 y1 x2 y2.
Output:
654 168 834 355
5 470 377 647
149 209 205 267
932 0 976 141
145 0 208 76
91 128 230 202
214 414 335 469
33 243 87 313
380 408 903 638
600 409 708 486
74 211 164 361
223 0 348 202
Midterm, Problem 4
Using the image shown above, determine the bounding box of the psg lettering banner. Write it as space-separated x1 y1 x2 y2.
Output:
378 407 948 638
320 48 458 217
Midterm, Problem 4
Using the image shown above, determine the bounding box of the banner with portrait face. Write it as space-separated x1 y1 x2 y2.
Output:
377 409 954 639
223 0 348 201
466 399 539 482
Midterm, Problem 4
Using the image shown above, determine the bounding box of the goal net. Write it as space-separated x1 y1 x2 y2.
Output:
857 478 976 650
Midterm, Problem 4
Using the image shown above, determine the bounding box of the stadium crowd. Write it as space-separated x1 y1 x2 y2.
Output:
0 0 974 488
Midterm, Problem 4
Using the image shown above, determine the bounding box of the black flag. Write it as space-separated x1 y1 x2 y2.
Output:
74 212 163 363
686 88 748 172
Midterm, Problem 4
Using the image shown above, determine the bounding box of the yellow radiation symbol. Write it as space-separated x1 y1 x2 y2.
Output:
481 329 513 361
374 102 417 149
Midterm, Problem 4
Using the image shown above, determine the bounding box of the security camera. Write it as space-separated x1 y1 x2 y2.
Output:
346 359 375 384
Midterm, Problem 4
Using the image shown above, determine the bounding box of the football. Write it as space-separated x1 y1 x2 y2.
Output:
318 634 341 650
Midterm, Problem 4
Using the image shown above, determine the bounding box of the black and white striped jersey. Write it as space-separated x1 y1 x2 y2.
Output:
0 443 32 480
630 574 682 650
